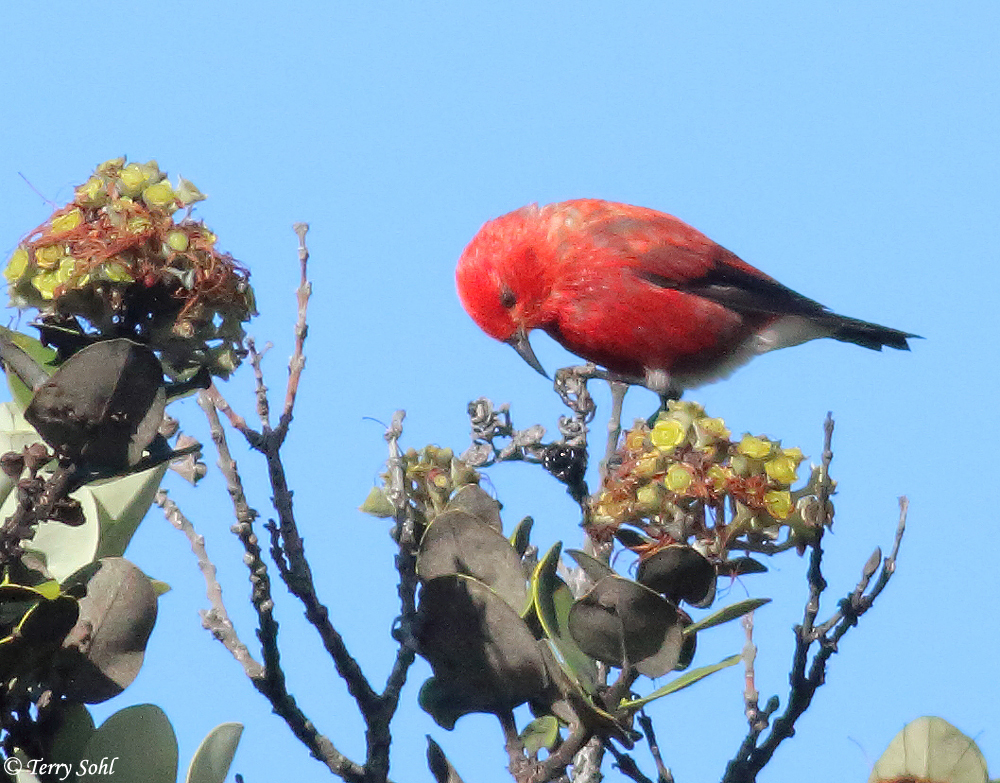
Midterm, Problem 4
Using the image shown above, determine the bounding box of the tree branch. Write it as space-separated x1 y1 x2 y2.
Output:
721 417 908 783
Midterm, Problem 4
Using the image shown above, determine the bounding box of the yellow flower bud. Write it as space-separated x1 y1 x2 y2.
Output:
635 482 662 512
32 270 60 299
632 452 661 478
5 247 30 282
666 400 705 418
765 456 800 486
651 418 687 452
166 231 190 252
75 176 107 207
50 208 83 235
625 428 647 452
142 180 177 210
96 157 126 175
119 162 151 196
175 177 205 205
598 500 630 522
782 447 805 466
738 434 773 460
665 463 694 493
694 416 730 448
706 464 728 491
729 454 753 476
764 490 793 520
100 261 134 282
34 245 65 270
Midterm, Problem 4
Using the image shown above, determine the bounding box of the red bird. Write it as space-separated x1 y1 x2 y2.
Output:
456 199 916 395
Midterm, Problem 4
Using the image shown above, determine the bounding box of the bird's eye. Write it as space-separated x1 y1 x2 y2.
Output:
500 288 517 309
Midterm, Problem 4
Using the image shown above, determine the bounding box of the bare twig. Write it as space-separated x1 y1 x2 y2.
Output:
277 222 311 438
605 742 655 783
498 710 531 783
247 338 272 429
740 611 764 732
527 723 592 783
194 392 365 780
638 712 673 782
0 463 74 566
364 411 420 783
721 418 908 783
603 381 628 479
155 489 263 679
203 383 262 448
195 227 422 782
570 737 605 783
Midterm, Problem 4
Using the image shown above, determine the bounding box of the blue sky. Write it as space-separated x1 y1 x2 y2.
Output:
2 2 997 781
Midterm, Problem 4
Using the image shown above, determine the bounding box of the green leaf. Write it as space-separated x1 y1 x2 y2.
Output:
868 716 989 783
531 544 598 692
685 598 771 636
619 653 741 710
520 715 561 755
359 486 394 518
509 516 534 557
185 722 243 783
90 462 168 559
77 704 177 783
0 327 58 409
8 458 167 584
14 486 102 583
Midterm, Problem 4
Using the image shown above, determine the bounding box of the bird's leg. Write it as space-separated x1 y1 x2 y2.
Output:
602 381 628 481
643 367 681 400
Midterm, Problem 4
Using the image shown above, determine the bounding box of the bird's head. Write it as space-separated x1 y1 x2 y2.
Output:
455 206 551 377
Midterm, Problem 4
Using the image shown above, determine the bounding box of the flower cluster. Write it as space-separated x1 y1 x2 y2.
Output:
4 157 256 378
590 401 831 557
360 445 481 529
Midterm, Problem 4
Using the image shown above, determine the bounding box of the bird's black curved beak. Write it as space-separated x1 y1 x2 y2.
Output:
506 328 549 378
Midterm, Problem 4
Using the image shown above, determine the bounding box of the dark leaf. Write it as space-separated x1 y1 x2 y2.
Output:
564 548 615 584
509 516 534 558
635 545 716 607
26 339 166 471
613 528 652 549
426 736 466 783
61 557 158 703
445 484 502 532
568 576 683 678
415 575 549 726
716 557 768 577
417 511 528 613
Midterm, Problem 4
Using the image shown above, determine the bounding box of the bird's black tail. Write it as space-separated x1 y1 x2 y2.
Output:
828 315 919 351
